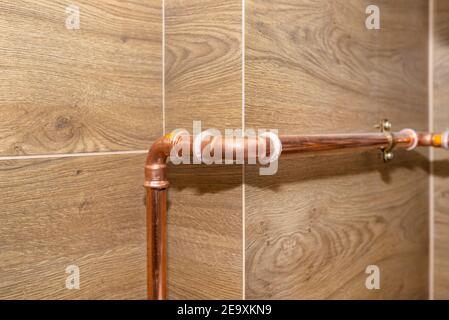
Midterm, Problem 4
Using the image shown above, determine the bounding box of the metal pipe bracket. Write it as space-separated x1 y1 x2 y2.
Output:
376 119 395 162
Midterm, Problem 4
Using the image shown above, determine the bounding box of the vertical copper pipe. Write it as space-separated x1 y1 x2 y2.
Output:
147 188 167 300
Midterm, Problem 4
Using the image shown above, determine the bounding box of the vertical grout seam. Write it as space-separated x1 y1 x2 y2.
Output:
241 0 246 301
162 0 166 135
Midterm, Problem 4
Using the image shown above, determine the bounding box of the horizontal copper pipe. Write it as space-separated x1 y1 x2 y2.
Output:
281 133 401 153
144 129 448 300
280 131 448 153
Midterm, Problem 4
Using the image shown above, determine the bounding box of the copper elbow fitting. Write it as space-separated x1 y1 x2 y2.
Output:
144 134 176 190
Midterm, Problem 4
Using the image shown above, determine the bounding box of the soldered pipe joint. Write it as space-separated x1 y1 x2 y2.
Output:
144 135 174 190
144 163 170 189
400 129 418 151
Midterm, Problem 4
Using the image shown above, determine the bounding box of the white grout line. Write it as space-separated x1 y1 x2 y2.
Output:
162 0 166 135
428 0 435 301
241 0 246 301
0 150 148 161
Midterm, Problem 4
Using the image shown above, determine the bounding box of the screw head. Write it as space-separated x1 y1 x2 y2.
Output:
384 151 394 161
383 120 392 131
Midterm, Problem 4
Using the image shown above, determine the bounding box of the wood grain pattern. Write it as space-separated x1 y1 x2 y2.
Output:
0 0 162 155
0 154 147 299
433 0 449 300
168 164 242 299
165 0 242 299
165 0 242 131
0 0 439 301
246 0 428 134
245 0 429 299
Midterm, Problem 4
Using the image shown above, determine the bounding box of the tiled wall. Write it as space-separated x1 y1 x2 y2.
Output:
0 0 162 299
0 0 441 300
245 0 429 299
165 0 243 299
433 0 449 300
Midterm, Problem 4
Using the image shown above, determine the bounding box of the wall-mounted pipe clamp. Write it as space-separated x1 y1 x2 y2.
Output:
376 119 395 162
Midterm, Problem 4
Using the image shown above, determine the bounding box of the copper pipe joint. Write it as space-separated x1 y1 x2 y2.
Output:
417 132 449 148
144 164 169 189
144 134 174 190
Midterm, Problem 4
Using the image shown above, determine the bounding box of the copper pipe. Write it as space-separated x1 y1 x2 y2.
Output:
144 130 448 300
417 132 445 147
144 135 172 300
146 188 167 300
280 133 404 153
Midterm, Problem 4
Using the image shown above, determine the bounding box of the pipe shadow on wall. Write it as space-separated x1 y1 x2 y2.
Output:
167 149 449 197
